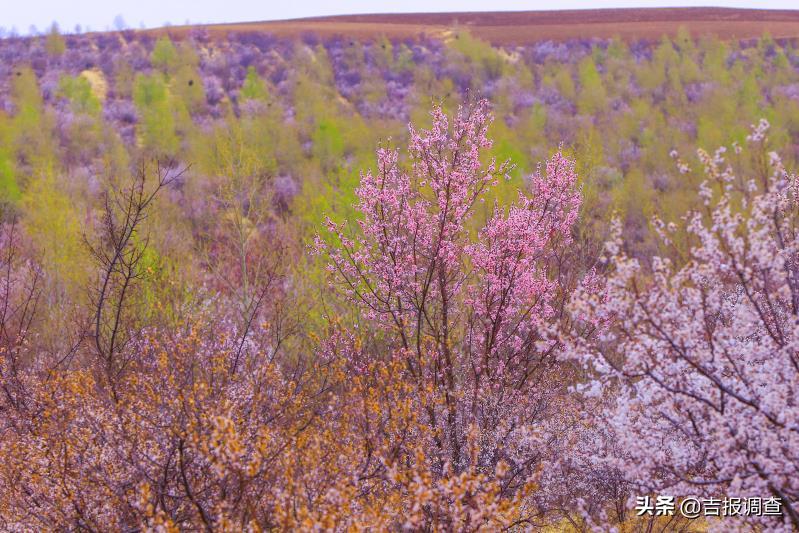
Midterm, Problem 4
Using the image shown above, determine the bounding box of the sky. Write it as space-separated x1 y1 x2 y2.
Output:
3 0 798 35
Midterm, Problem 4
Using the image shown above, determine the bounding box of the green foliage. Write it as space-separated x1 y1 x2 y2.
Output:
171 65 206 115
449 29 505 81
699 37 731 85
240 66 270 102
371 36 394 71
12 68 42 121
550 68 576 102
11 67 58 175
57 75 102 115
151 36 180 75
193 109 278 181
486 120 526 203
312 118 345 168
21 171 88 297
44 23 66 57
395 43 415 73
114 58 136 99
606 37 628 61
0 115 19 205
133 73 179 156
577 55 607 115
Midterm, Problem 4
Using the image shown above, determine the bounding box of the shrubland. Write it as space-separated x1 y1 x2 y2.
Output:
0 25 797 530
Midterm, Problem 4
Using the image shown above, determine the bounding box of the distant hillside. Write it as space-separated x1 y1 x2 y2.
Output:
153 7 799 43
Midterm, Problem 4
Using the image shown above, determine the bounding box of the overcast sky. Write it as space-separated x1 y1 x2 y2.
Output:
3 0 799 35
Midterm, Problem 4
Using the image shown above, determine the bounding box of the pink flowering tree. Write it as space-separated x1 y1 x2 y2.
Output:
567 121 799 530
317 100 593 516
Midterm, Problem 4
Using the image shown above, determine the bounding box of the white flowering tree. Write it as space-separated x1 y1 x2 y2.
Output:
567 120 799 530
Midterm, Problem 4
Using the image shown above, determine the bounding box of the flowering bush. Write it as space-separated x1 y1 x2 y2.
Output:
317 99 598 526
567 119 799 530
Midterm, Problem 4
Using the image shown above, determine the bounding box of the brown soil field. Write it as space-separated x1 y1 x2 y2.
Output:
152 7 799 44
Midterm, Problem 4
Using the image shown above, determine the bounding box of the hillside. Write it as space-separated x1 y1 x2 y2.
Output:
156 7 799 43
2 6 799 530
